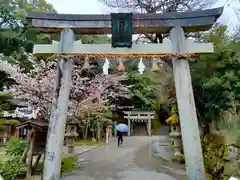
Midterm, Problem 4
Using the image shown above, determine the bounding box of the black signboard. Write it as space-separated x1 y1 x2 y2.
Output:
111 13 133 48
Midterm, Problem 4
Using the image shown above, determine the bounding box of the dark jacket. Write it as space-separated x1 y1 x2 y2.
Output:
117 131 123 137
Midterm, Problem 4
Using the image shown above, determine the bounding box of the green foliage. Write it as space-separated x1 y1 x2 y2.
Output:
61 156 78 175
80 35 111 44
0 119 19 125
35 156 78 176
0 158 26 180
0 138 26 180
0 92 17 111
87 106 113 137
91 106 113 124
191 25 240 122
201 134 228 178
5 138 26 157
218 105 240 147
0 92 19 126
0 0 56 73
0 71 15 90
125 72 157 109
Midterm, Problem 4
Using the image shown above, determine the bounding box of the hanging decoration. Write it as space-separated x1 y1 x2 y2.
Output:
151 58 160 72
102 58 110 75
138 57 145 74
117 59 125 72
81 56 90 70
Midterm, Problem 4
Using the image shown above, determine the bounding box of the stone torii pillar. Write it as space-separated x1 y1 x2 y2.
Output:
170 26 205 179
43 28 75 180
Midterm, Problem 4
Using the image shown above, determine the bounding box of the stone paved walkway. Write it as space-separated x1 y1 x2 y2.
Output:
61 136 187 180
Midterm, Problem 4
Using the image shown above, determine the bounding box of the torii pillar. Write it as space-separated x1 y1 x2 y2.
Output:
170 26 205 179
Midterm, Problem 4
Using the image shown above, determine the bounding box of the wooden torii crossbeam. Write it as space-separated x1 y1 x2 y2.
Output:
25 7 223 180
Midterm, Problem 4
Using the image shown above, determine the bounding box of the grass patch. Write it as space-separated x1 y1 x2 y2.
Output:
74 140 104 146
35 156 78 175
61 156 78 174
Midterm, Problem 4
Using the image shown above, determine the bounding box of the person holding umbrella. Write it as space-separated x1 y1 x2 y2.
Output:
117 130 123 146
115 123 129 146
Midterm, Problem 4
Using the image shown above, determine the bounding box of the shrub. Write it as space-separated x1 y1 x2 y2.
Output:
5 138 26 157
201 134 228 178
0 158 26 180
0 138 26 180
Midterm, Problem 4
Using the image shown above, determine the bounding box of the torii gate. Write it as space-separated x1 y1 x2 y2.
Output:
26 7 223 180
123 111 155 136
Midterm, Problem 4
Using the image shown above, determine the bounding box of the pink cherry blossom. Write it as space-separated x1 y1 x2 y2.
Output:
0 55 130 120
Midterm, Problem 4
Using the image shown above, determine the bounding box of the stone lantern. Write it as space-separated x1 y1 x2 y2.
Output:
65 120 78 154
166 113 184 161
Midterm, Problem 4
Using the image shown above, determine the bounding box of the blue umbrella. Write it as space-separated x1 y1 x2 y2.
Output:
116 123 129 132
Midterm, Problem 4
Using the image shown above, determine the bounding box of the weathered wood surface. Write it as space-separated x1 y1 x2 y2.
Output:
25 7 223 34
33 39 213 56
26 128 34 180
170 26 205 180
43 28 74 180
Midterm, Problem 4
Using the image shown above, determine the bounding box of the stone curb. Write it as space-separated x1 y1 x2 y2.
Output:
75 139 116 156
75 144 105 156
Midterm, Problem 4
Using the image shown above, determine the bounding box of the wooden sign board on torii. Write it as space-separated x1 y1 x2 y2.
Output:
25 7 223 180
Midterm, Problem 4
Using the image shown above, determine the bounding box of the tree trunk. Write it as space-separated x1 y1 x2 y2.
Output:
97 122 100 141
84 121 89 140
92 125 95 139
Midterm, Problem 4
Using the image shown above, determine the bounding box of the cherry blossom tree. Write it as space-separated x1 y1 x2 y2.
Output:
0 55 130 120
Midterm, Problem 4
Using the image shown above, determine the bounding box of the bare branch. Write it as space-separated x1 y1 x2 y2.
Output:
99 0 217 12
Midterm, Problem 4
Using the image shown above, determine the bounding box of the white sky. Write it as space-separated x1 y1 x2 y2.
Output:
45 0 111 14
46 0 240 32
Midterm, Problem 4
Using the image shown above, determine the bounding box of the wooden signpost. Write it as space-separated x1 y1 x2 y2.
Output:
26 7 223 180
